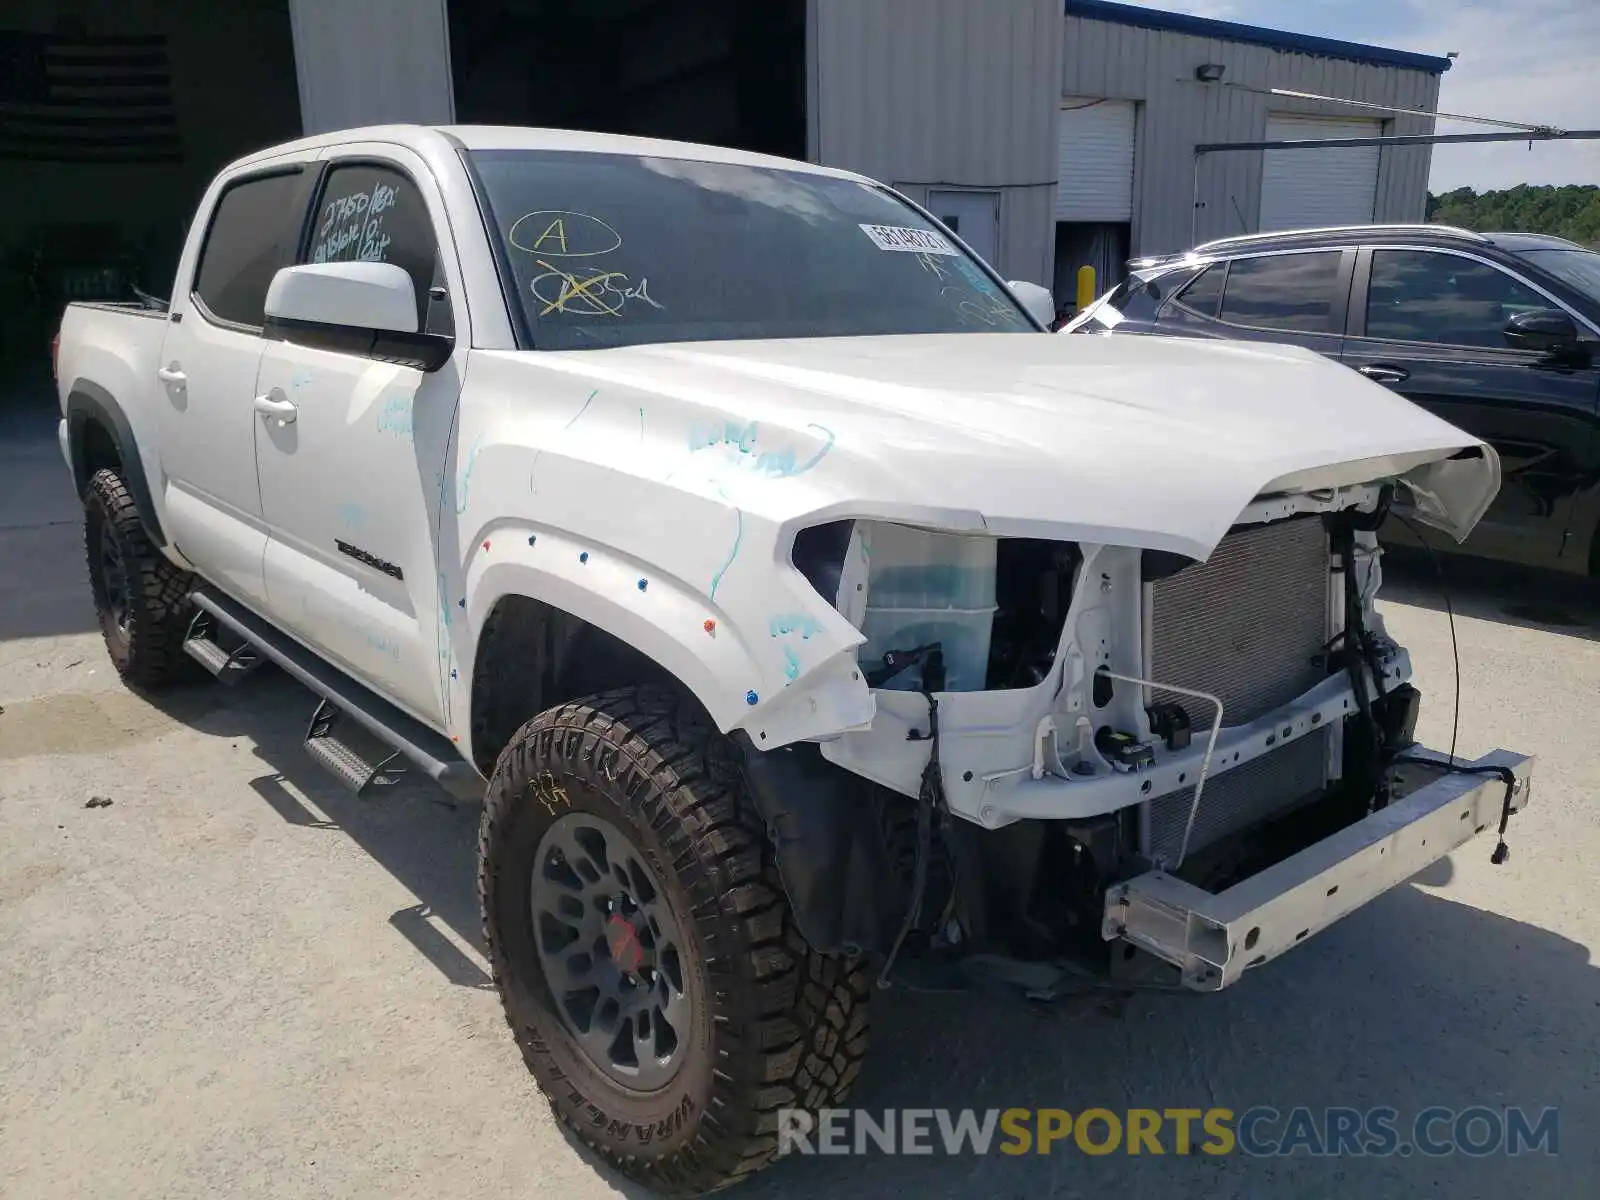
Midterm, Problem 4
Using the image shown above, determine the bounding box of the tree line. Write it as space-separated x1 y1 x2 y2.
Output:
1427 184 1600 246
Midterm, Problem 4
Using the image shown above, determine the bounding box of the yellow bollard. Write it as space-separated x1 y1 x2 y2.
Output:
1076 265 1097 313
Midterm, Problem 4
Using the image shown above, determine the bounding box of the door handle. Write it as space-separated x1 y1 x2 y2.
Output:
156 365 187 387
254 392 298 425
1357 364 1410 384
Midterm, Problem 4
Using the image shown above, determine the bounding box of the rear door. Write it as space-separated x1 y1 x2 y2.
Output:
1342 246 1600 567
253 147 464 726
1153 249 1353 359
157 161 314 607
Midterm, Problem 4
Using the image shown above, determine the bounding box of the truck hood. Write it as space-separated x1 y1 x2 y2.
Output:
533 332 1499 560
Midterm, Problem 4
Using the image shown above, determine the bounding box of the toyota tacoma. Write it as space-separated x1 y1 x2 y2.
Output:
53 124 1532 1195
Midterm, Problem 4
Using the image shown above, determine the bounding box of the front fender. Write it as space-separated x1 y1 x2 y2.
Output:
460 521 875 752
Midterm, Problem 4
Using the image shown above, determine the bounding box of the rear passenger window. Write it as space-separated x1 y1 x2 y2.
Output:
1172 264 1224 317
193 170 306 329
1218 252 1343 333
308 163 452 333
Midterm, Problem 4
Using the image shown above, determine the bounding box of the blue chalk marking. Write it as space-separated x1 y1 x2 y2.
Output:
686 420 836 481
579 551 589 564
745 690 759 706
769 613 823 640
450 668 458 680
336 502 366 529
783 647 800 682
529 389 601 495
528 534 538 546
564 388 600 429
637 578 648 591
689 419 759 454
457 598 466 609
376 394 414 437
639 407 646 442
792 424 836 476
364 630 402 662
455 435 485 514
708 503 743 601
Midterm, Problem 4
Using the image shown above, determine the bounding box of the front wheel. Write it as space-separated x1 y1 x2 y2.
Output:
479 687 871 1195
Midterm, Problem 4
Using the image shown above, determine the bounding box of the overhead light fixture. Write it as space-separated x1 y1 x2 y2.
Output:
1195 63 1226 82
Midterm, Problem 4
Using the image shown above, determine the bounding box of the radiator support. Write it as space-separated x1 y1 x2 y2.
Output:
1142 516 1334 863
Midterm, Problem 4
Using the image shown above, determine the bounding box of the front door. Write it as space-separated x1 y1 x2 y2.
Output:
929 190 1001 268
254 154 462 726
1344 247 1600 567
157 164 311 608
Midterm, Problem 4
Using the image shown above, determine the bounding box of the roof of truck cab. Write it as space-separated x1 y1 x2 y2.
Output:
227 123 864 182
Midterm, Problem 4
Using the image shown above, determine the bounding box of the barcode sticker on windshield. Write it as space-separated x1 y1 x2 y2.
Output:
859 224 959 255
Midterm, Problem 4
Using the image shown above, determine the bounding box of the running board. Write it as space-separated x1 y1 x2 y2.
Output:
188 588 484 802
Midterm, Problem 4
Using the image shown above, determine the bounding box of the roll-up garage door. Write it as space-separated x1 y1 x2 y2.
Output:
1258 114 1382 233
1056 98 1136 221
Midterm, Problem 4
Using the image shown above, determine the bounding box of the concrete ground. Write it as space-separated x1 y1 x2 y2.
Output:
2 392 1596 1198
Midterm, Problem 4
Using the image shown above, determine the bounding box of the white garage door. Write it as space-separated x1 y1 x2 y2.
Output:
1056 98 1135 221
1259 115 1382 233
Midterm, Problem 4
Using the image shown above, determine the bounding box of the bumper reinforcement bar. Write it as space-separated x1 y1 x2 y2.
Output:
1102 747 1533 991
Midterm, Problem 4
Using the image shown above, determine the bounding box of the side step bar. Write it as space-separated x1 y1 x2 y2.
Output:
188 588 485 802
304 697 408 795
183 608 263 685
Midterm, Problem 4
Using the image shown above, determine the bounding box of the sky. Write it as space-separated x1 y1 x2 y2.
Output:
1112 0 1600 193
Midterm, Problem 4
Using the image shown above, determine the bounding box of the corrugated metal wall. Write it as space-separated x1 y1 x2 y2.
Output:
290 0 455 134
811 0 1063 285
1062 13 1441 256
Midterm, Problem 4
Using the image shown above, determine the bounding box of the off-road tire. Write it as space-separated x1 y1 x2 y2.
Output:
83 468 194 689
480 687 872 1195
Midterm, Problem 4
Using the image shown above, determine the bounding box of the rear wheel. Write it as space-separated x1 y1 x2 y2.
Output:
83 468 194 688
479 687 871 1195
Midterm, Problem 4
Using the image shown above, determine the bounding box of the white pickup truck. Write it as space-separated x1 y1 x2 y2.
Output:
55 124 1531 1194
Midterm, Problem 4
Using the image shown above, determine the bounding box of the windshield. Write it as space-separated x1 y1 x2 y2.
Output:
1518 248 1600 301
468 150 1034 350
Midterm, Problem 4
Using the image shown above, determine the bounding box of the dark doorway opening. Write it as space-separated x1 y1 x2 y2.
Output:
450 0 807 160
1 2 301 391
1053 221 1130 322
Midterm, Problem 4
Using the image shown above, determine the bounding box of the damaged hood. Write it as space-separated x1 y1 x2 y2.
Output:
542 332 1500 560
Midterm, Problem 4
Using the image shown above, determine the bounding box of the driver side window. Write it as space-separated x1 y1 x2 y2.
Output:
1366 250 1547 349
306 162 454 335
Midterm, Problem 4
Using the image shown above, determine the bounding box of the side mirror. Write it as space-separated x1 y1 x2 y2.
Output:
264 262 452 371
1503 307 1579 356
1007 280 1056 330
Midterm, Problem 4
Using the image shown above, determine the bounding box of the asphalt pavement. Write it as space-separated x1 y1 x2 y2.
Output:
2 389 1596 1198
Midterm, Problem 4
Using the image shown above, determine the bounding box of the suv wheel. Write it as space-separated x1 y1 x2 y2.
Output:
83 468 195 688
480 687 871 1194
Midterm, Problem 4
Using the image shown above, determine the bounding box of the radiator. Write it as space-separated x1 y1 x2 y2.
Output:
1143 516 1333 864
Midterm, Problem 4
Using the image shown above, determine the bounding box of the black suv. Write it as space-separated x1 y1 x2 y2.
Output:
1067 225 1600 577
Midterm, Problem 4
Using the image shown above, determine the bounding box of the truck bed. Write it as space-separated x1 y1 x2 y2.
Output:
66 300 168 318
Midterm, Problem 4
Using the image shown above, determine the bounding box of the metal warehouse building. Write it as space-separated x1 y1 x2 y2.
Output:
3 0 1449 381
815 0 1450 309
